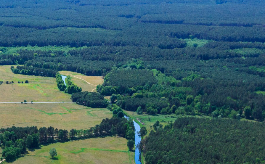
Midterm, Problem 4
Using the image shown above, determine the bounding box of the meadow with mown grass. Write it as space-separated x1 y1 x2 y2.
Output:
12 137 134 164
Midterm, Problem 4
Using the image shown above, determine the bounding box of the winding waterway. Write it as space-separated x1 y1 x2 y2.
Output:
61 75 141 163
61 75 67 85
125 116 142 164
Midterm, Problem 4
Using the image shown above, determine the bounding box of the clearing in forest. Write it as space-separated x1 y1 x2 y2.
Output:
12 137 134 164
59 71 104 92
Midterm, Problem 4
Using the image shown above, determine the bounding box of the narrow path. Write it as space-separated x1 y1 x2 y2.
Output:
73 75 97 86
72 75 97 92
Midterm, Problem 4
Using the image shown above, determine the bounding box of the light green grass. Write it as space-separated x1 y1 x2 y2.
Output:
256 91 265 95
0 45 88 55
12 137 134 164
231 48 265 56
183 38 209 47
30 107 68 116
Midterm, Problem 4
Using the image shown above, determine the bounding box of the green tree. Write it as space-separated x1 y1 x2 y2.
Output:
244 106 252 119
127 140 134 151
136 106 143 115
186 95 194 105
139 127 147 137
26 135 33 148
117 111 124 118
49 148 57 159
110 94 117 103
3 147 17 162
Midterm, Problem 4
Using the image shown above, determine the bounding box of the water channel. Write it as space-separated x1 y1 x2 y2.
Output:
61 75 141 164
61 75 67 85
125 116 142 164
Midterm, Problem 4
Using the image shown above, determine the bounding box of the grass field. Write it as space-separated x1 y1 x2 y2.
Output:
0 103 112 130
12 137 134 164
0 65 71 102
59 71 104 92
0 65 135 164
124 111 178 134
0 65 111 130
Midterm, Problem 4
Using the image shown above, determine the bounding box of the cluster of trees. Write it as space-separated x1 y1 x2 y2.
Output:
100 65 265 121
64 76 82 94
140 117 265 164
71 91 108 108
103 69 184 115
56 73 82 94
56 73 66 91
97 69 157 95
0 116 134 162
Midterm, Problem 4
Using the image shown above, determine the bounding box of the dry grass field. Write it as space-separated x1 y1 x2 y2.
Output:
12 137 134 164
0 103 112 130
59 71 104 92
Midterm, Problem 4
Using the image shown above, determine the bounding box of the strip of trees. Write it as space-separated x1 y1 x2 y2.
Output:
56 73 82 94
0 117 134 162
71 91 108 108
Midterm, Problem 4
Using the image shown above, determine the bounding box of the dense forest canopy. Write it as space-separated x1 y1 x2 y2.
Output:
1 0 265 120
141 117 265 164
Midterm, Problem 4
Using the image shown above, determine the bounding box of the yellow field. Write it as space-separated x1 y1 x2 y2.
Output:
12 137 134 164
59 71 104 92
0 103 112 130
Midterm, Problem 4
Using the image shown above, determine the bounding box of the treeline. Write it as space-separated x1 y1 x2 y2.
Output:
140 117 265 164
71 91 108 108
0 117 134 162
11 65 57 77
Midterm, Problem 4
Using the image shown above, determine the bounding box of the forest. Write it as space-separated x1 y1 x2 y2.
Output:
140 117 265 164
1 0 265 163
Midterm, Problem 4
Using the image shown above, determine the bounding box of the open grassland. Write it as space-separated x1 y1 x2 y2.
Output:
0 103 112 130
12 137 134 164
124 111 178 134
0 66 112 130
0 45 87 55
59 71 104 92
0 65 70 102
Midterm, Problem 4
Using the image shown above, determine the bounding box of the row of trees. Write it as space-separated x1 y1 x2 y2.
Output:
0 117 134 162
71 91 108 108
11 65 57 77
